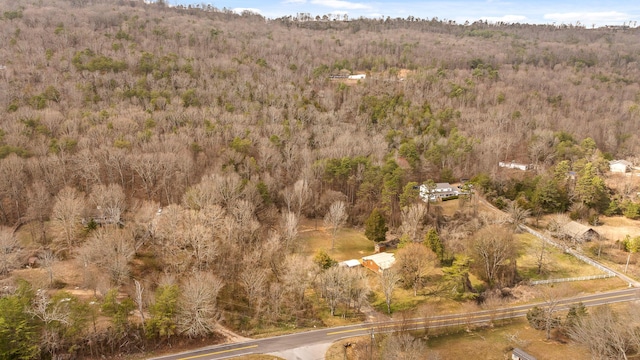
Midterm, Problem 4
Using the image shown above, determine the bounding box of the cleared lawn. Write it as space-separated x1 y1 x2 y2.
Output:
367 271 467 316
516 233 606 280
596 215 640 240
298 222 374 261
324 317 590 360
426 318 590 360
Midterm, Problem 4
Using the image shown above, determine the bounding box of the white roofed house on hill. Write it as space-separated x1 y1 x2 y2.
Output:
499 161 532 171
419 182 459 202
609 159 632 174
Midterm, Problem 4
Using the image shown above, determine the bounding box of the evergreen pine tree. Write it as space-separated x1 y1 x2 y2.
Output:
364 208 388 242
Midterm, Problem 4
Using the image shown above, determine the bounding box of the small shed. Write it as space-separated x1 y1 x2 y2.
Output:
512 348 536 360
609 160 632 173
375 238 400 253
339 259 362 268
362 252 396 274
562 221 599 242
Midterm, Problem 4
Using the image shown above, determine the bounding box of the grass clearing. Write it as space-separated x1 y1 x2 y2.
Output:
366 271 467 317
298 224 374 261
516 233 606 280
324 318 590 360
426 318 590 360
596 216 640 240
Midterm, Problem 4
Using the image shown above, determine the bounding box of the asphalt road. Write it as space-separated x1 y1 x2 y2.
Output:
149 287 639 360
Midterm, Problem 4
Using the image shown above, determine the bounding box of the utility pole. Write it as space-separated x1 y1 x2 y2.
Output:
369 328 375 360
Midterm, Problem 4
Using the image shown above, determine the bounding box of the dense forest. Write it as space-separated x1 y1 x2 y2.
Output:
2 0 640 358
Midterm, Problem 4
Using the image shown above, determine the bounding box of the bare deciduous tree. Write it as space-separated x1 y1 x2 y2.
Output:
0 154 27 224
78 228 135 285
180 213 216 270
0 227 22 275
29 290 72 358
40 249 57 287
240 267 267 317
538 284 571 340
282 179 311 217
535 233 552 275
469 225 516 287
399 203 428 243
318 266 348 316
379 268 400 314
51 187 85 250
280 211 299 251
317 266 369 317
395 243 437 296
324 200 347 250
89 183 126 226
26 180 51 245
133 279 146 333
570 305 638 360
505 201 531 231
381 333 429 360
178 271 224 338
281 253 315 307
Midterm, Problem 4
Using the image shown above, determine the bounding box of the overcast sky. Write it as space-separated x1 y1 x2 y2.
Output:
165 0 640 27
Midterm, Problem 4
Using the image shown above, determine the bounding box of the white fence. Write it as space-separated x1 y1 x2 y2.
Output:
530 274 615 285
519 225 617 284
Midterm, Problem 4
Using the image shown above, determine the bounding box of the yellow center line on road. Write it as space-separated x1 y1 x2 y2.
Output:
327 327 373 336
178 345 259 360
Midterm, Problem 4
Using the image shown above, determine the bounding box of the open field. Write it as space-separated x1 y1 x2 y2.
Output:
532 215 640 242
323 317 590 360
298 219 374 261
516 232 607 280
426 318 590 360
596 216 640 240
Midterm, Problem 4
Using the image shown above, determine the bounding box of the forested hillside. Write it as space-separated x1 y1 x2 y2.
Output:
2 0 640 358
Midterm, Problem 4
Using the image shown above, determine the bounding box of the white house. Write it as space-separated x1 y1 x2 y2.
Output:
348 74 366 80
419 182 458 201
609 160 632 173
499 161 532 171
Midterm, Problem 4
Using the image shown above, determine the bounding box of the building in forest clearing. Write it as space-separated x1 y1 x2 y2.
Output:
561 221 599 242
362 252 395 273
419 182 458 201
609 160 632 173
499 161 532 171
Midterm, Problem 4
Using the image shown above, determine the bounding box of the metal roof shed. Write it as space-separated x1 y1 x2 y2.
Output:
512 348 536 360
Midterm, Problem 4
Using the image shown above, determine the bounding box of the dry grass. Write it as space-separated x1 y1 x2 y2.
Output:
516 233 606 280
366 269 468 316
532 214 640 242
298 219 374 261
323 318 590 360
426 318 590 360
325 336 369 360
596 216 640 240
